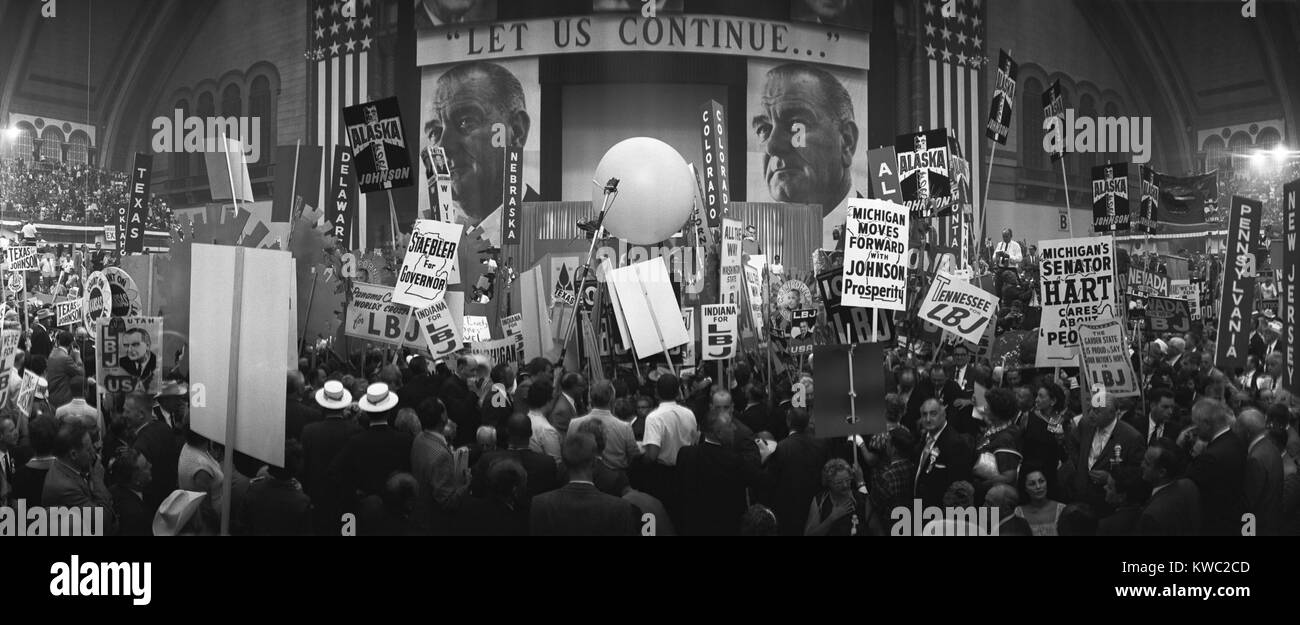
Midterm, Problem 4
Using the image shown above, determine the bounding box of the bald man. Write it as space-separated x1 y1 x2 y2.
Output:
1186 399 1246 535
1239 408 1283 535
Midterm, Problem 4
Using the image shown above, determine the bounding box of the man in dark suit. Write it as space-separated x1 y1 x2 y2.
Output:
551 372 584 437
471 412 559 503
529 432 640 536
108 447 152 536
913 398 974 508
1138 441 1200 535
762 408 827 536
912 363 974 434
125 391 177 514
43 418 117 534
28 309 52 358
456 457 528 536
45 331 84 409
285 371 322 443
1186 398 1247 535
1240 408 1283 535
1098 466 1149 536
1069 402 1144 512
329 383 414 503
301 380 361 536
1125 388 1179 446
676 408 762 536
242 440 313 536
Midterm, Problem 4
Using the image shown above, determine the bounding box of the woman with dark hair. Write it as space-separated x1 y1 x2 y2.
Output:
1020 381 1069 498
804 458 877 536
1014 467 1066 536
972 388 1023 497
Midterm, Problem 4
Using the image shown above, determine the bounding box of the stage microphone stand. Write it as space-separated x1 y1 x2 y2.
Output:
556 177 620 368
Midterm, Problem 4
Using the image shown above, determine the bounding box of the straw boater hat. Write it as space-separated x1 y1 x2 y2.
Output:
358 382 398 413
315 379 353 410
153 490 207 536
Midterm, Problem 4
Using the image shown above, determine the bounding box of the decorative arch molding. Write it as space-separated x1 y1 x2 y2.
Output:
1197 119 1286 152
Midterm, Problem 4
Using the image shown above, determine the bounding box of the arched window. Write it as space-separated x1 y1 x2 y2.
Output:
1021 77 1045 171
1228 131 1252 171
40 127 64 162
66 131 90 166
1201 135 1226 172
174 99 191 179
10 124 35 161
249 76 273 166
221 83 241 117
1255 127 1282 152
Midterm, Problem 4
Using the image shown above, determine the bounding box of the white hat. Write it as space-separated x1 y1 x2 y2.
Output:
153 490 207 536
358 382 398 413
314 379 352 410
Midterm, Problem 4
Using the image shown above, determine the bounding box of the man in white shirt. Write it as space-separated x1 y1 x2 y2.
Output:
525 380 561 463
642 374 697 467
993 229 1023 267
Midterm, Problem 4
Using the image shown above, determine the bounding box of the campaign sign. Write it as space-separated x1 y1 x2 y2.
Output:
1077 319 1139 398
415 297 463 359
6 247 37 272
394 219 463 308
701 303 738 361
918 272 998 345
95 316 164 396
1036 236 1119 366
841 198 908 310
343 96 415 193
1144 296 1191 335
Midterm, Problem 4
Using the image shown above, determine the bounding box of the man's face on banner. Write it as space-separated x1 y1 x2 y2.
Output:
427 66 529 226
121 330 148 363
754 69 856 216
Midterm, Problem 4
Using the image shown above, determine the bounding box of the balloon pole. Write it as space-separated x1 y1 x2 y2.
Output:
556 178 620 367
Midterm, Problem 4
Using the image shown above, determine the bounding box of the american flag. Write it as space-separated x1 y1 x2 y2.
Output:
920 0 987 233
310 0 375 249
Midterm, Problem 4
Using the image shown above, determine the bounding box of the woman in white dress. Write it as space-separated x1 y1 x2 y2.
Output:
1014 468 1065 536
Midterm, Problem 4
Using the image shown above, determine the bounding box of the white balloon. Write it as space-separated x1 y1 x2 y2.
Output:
592 137 697 245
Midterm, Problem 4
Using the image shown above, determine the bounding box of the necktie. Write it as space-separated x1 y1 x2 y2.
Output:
1148 426 1159 446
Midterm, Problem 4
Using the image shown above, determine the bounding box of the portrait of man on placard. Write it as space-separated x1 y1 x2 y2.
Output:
420 59 542 248
118 327 159 392
747 60 868 250
791 0 873 31
415 0 497 28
